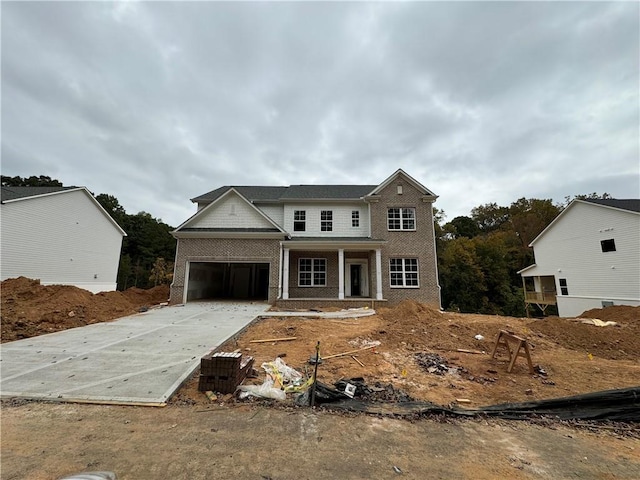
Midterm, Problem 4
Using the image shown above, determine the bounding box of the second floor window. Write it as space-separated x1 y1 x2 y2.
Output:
601 239 616 252
352 210 360 227
294 210 306 232
321 210 333 232
388 208 416 231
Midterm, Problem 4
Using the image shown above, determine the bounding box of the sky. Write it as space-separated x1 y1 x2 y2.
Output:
2 1 638 227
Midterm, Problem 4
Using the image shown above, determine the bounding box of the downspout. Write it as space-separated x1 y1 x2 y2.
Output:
430 204 442 310
278 242 283 299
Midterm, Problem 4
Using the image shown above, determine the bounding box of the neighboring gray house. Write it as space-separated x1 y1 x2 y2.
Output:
519 198 640 317
1 186 126 293
170 169 441 308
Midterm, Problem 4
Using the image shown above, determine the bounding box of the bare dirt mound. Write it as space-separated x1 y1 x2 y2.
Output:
173 299 640 407
1 277 169 342
579 305 639 323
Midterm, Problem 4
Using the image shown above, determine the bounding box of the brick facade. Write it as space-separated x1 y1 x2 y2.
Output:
369 180 441 307
170 237 282 304
171 170 440 308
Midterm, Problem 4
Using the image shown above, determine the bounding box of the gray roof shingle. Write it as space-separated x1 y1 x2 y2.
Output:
191 186 288 204
1 186 78 202
583 198 640 213
191 184 377 204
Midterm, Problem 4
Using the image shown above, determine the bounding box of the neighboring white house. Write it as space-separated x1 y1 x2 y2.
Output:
1 186 126 293
519 199 640 317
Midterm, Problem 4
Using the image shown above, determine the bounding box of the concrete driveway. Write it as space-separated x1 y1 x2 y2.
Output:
0 302 269 406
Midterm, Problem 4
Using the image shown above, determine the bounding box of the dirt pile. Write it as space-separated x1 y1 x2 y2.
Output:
1 281 637 408
1 277 169 342
172 300 639 407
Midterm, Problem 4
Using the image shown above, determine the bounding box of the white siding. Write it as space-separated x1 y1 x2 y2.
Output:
1 190 124 292
283 203 369 237
557 296 640 318
188 192 275 229
257 204 284 228
530 202 640 316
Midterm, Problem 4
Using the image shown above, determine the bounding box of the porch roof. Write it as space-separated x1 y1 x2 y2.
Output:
282 237 386 250
518 264 556 277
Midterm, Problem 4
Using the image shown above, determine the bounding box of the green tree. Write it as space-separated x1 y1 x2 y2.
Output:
119 212 176 289
471 203 509 233
1 175 63 187
449 216 480 239
95 193 127 228
439 237 487 313
149 257 173 286
507 198 561 248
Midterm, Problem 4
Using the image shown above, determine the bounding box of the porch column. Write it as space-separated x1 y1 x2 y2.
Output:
375 248 383 300
338 248 345 300
282 248 290 299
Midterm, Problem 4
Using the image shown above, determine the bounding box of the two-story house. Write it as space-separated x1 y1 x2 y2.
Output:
1 186 126 293
519 198 640 317
169 169 441 308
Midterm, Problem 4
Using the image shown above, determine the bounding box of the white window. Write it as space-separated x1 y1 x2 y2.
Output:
299 258 327 286
321 210 333 232
388 208 416 231
352 210 360 228
389 258 419 287
294 210 306 232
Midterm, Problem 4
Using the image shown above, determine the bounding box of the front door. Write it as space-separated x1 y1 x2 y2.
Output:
350 264 361 296
345 259 369 297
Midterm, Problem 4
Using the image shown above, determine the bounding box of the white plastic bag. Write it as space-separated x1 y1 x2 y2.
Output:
237 377 287 401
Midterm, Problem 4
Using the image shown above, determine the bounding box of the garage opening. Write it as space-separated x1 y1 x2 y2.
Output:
186 262 269 302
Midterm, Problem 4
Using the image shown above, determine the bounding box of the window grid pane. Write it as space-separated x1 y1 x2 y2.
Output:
321 211 333 232
402 208 416 230
389 258 419 287
388 208 401 230
352 210 360 227
388 208 415 230
299 258 326 287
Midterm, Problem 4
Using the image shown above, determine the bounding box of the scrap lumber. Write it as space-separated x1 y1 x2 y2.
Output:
322 345 376 360
351 355 365 367
249 337 297 344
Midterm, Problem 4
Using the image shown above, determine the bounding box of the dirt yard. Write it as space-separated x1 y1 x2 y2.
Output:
2 401 638 480
1 277 170 342
2 276 638 408
174 301 640 408
2 278 639 479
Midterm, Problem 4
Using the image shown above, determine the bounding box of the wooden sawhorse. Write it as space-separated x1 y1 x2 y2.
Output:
490 330 535 374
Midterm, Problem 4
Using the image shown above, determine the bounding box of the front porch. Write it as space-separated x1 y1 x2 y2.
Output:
278 238 386 303
275 298 388 310
521 274 557 315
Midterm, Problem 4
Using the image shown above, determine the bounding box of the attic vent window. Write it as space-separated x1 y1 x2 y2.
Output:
600 239 616 252
397 185 403 195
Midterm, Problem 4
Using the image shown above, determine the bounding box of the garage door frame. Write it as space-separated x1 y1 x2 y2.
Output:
184 260 271 303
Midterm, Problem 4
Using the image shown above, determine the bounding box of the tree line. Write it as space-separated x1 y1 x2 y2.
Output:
2 175 176 290
435 193 610 317
3 175 610 310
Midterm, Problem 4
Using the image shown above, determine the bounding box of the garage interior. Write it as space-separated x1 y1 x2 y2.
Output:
186 262 270 302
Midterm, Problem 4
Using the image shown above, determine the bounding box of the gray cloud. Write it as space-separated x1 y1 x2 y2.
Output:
2 1 637 226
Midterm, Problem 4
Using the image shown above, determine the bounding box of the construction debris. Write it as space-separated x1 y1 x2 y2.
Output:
198 352 254 394
414 352 454 375
249 337 297 344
